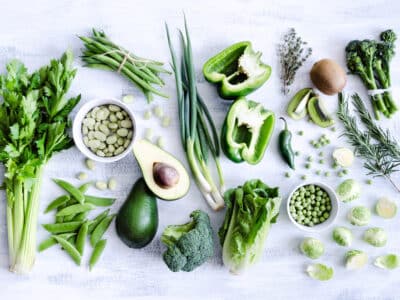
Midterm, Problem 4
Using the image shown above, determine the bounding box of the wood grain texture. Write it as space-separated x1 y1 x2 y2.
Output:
0 0 400 299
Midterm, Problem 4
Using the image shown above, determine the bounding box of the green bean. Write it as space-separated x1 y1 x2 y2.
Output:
84 195 115 207
53 179 85 204
38 233 76 252
78 182 93 193
76 222 89 255
89 239 107 271
88 209 110 234
43 221 83 234
56 203 95 217
90 214 115 247
52 236 82 265
45 195 70 213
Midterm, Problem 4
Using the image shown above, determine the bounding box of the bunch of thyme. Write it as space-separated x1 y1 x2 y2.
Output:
337 92 400 192
277 28 312 95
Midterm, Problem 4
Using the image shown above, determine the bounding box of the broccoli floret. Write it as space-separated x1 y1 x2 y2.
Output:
381 29 396 44
161 210 214 272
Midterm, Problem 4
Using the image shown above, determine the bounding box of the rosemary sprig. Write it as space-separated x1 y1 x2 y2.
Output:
337 93 400 192
277 28 312 95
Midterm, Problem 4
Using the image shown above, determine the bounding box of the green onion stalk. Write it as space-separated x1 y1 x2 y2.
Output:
166 17 225 211
0 51 80 273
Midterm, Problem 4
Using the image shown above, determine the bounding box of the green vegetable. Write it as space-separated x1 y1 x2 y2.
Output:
345 30 397 119
306 263 333 281
375 197 397 219
0 51 80 273
53 179 85 204
85 158 95 170
336 179 361 203
52 236 82 266
90 214 115 247
307 96 335 128
332 147 354 167
166 18 224 210
337 93 400 192
56 203 95 217
89 239 107 271
286 88 314 120
278 117 295 169
84 195 116 207
221 97 275 164
45 195 71 213
203 41 271 99
161 210 214 272
88 209 110 234
79 29 170 103
300 238 324 259
38 233 77 252
278 28 312 95
363 227 387 247
42 222 83 234
76 222 89 255
116 178 158 248
332 227 353 247
347 206 371 226
219 179 281 274
374 254 399 270
345 250 368 270
78 182 92 193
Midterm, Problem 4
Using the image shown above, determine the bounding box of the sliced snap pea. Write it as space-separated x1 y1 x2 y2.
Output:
84 195 115 207
52 236 82 266
89 239 107 271
38 233 76 252
88 209 110 234
76 222 89 255
90 214 116 247
43 221 83 234
56 203 95 217
78 182 92 193
53 179 85 204
45 195 70 213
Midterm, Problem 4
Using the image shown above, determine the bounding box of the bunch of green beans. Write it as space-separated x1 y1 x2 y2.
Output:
79 29 171 103
39 179 115 270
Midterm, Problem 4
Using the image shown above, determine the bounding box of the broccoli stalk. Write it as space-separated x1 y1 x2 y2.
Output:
345 30 397 120
161 210 214 272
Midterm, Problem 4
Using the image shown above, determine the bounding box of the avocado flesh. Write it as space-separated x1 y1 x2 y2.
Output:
133 139 190 200
307 97 335 128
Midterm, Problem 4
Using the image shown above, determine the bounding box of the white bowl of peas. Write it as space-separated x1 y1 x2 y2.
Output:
287 182 339 232
73 98 136 163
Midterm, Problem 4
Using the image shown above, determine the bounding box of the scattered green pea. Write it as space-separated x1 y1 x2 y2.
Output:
285 172 291 178
316 170 321 175
305 163 311 169
318 152 324 157
295 151 300 156
298 130 304 136
318 159 324 164
307 156 313 162
324 171 330 177
343 169 349 175
331 127 336 132
301 175 307 180
366 179 373 185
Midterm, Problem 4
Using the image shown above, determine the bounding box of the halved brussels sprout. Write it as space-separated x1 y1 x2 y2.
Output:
347 206 371 226
374 254 399 270
375 197 397 219
300 237 325 259
363 227 387 247
306 263 333 281
332 227 353 247
344 250 368 270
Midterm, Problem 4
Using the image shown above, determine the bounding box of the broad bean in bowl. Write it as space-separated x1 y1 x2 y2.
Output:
73 99 136 163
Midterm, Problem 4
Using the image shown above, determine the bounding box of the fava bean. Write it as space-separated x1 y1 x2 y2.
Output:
108 178 117 190
117 128 128 137
85 158 95 170
95 181 107 190
77 172 88 181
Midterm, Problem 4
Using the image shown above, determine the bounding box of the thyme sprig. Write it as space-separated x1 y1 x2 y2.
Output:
277 28 312 95
337 93 400 192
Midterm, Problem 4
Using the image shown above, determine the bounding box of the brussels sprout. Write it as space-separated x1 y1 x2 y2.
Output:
336 179 360 203
374 254 399 270
300 238 325 259
332 227 353 247
347 206 371 226
375 197 397 219
344 250 368 270
306 263 333 281
363 227 387 247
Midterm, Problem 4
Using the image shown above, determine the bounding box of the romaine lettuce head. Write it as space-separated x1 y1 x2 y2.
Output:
218 179 281 274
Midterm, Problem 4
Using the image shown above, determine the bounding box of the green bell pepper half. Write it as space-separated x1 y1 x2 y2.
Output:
221 97 275 164
203 41 271 99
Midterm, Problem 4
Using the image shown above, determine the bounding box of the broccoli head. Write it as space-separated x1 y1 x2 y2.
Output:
381 29 396 44
161 210 214 272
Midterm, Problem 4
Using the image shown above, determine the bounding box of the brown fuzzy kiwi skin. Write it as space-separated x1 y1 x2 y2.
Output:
310 59 347 95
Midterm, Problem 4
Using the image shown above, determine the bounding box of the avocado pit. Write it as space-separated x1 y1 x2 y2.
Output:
153 162 180 189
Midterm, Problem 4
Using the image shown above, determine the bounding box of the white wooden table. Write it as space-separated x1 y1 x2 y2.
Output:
1 0 400 299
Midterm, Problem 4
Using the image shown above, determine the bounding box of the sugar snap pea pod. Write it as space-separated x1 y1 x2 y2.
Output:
53 179 85 204
88 209 110 234
84 195 116 207
90 214 116 247
45 195 71 213
56 203 66 223
52 236 82 265
89 239 107 271
72 211 89 222
56 203 95 217
43 221 83 234
76 222 89 255
78 182 93 193
38 233 76 252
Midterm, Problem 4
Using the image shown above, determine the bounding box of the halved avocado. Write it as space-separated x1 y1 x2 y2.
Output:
307 96 335 128
287 88 314 120
133 139 190 201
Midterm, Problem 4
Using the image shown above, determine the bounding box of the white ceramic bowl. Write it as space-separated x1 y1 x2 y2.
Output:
286 181 339 232
72 98 136 163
